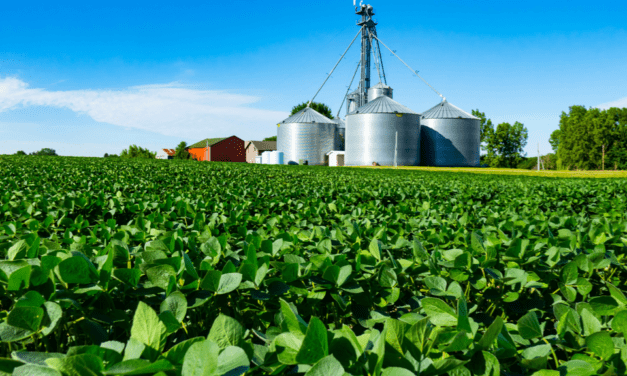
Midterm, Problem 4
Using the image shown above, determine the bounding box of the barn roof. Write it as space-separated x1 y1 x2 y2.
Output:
246 141 277 151
188 136 240 149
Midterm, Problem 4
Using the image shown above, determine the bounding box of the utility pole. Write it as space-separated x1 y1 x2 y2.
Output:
537 142 540 172
205 140 209 162
602 144 605 171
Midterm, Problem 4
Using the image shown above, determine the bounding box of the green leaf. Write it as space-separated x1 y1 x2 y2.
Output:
607 282 627 306
12 364 63 376
160 291 187 323
381 367 417 376
200 270 221 292
304 355 345 376
477 317 503 350
530 371 560 376
15 291 45 308
379 265 397 288
207 314 244 349
611 310 627 334
296 317 329 364
586 332 614 360
8 306 44 332
280 299 307 336
181 340 219 376
113 269 141 287
130 302 167 352
589 296 619 316
102 359 175 375
384 318 409 355
337 265 352 287
163 337 205 365
369 239 382 262
557 360 596 376
216 273 242 295
216 346 249 376
0 358 24 375
517 312 543 339
457 298 472 333
146 264 177 290
57 256 95 284
0 322 34 342
560 261 578 285
46 354 104 376
8 240 28 260
421 298 457 326
581 308 601 337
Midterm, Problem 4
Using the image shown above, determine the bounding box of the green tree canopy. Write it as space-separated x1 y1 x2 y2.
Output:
557 105 627 170
485 122 529 168
30 148 57 156
549 129 561 153
174 141 192 160
471 109 494 149
290 102 334 119
263 136 277 141
15 150 26 156
120 145 156 159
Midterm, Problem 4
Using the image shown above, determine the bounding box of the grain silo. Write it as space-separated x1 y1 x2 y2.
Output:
331 117 346 151
345 93 421 166
368 82 393 101
420 100 481 167
277 107 337 165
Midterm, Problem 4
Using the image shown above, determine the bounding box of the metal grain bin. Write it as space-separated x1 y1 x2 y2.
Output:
345 96 421 166
368 82 393 101
277 107 337 165
420 100 480 167
331 117 346 151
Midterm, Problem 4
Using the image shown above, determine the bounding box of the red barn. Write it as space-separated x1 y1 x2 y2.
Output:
187 136 246 162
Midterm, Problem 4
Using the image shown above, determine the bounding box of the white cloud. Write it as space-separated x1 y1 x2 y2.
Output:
598 97 627 110
0 77 289 140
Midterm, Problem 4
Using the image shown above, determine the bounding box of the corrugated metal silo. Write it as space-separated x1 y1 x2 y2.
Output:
331 117 346 151
368 82 393 102
345 95 421 166
277 107 337 165
420 100 481 167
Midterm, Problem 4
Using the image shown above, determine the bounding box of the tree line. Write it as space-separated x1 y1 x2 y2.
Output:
472 110 529 168
551 106 627 170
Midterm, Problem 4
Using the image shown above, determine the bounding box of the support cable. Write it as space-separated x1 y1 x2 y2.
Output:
367 28 384 85
336 60 361 118
371 34 445 101
308 26 364 107
372 29 387 84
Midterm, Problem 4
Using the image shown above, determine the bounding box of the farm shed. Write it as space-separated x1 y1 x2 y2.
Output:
156 149 175 160
187 136 245 162
326 151 345 167
245 141 277 163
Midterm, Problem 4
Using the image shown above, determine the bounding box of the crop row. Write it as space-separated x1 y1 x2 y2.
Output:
1 156 627 376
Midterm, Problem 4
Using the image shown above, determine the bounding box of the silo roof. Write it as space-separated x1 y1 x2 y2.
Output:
350 95 418 115
331 117 346 128
421 100 479 119
280 107 334 124
371 82 392 89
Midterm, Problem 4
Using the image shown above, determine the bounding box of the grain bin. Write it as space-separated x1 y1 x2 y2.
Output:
331 117 346 151
345 95 421 166
277 107 337 165
367 82 393 101
420 100 480 167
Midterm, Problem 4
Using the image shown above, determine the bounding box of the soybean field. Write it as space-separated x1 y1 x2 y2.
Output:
1 156 627 376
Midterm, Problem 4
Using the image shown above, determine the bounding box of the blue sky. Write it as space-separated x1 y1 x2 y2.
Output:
1 0 626 157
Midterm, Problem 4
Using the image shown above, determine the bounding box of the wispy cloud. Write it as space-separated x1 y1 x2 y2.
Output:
598 97 627 110
0 77 288 140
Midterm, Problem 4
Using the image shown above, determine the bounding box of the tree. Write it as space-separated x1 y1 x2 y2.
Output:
549 129 561 153
471 109 495 151
485 122 528 168
15 150 26 156
290 102 334 119
263 136 277 141
120 145 156 159
174 141 192 160
30 148 57 156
